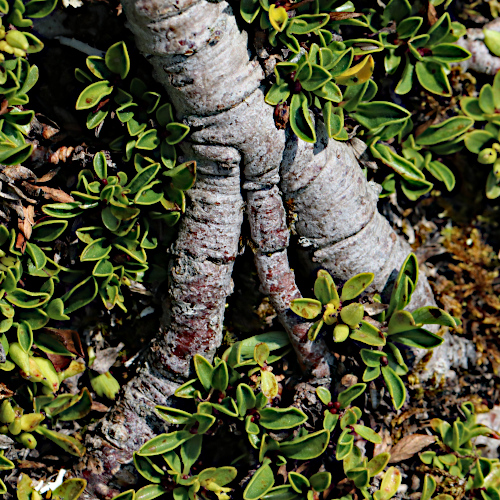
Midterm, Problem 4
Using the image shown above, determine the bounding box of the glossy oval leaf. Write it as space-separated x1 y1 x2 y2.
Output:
290 298 322 319
341 273 374 301
381 366 406 410
105 41 130 79
279 430 329 459
415 116 473 146
243 462 275 500
75 81 113 110
259 407 307 430
338 383 366 409
138 431 192 456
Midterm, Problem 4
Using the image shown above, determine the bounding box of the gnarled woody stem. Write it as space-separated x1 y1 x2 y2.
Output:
122 0 438 375
77 1 475 496
124 0 333 376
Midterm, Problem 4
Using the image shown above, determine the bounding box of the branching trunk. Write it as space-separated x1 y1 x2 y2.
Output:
79 1 475 496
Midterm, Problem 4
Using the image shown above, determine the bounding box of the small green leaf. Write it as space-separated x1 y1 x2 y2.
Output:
334 324 350 343
290 298 322 319
105 41 130 79
155 407 192 425
237 383 256 417
341 273 374 301
194 354 213 391
316 386 331 405
279 430 329 459
310 471 331 492
351 101 410 129
52 479 87 500
340 303 365 328
415 116 474 146
484 29 500 57
387 310 416 334
290 92 316 143
338 383 366 409
411 306 456 327
80 238 111 262
353 424 382 443
350 321 385 346
259 407 307 430
323 410 339 432
138 431 192 456
268 4 287 32
31 220 68 242
389 328 444 349
180 434 202 474
367 452 390 477
211 360 229 392
254 342 270 367
373 467 402 500
35 426 86 457
17 321 32 352
288 472 309 493
261 370 278 399
75 81 113 110
360 349 385 367
381 366 406 410
243 461 275 500
415 61 451 97
135 485 168 500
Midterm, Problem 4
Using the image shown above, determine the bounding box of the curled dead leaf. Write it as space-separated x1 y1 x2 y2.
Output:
1 165 36 182
0 383 14 400
43 328 85 358
35 168 60 183
329 12 363 20
38 185 74 203
389 434 436 463
91 343 125 374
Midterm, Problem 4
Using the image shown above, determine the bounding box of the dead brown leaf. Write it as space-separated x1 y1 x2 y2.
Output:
91 401 109 412
49 146 74 164
329 12 363 20
16 460 50 469
35 168 60 183
389 434 436 463
0 383 14 400
42 328 85 358
91 343 125 374
1 165 36 181
428 3 438 25
37 185 74 203
374 427 392 456
45 352 73 372
17 205 34 242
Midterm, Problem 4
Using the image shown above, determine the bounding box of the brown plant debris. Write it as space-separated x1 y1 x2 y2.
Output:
433 226 500 373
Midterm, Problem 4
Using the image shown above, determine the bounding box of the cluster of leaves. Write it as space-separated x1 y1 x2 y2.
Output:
111 331 405 500
239 0 472 200
0 37 195 482
418 402 500 500
75 41 189 167
462 71 500 198
25 41 197 313
291 253 458 409
41 150 195 313
373 0 469 97
0 0 56 167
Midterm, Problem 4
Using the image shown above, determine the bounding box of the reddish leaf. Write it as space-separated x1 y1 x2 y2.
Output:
42 328 85 358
